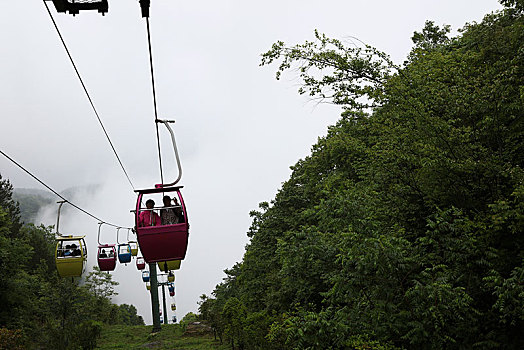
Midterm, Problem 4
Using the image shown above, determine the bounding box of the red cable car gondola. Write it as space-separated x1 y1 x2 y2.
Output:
97 222 117 272
135 185 189 262
136 256 146 270
133 120 189 263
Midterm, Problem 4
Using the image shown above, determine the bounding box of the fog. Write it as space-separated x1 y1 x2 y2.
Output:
0 0 502 324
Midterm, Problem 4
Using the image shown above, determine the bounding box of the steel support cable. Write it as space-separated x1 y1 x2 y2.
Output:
42 0 135 190
145 16 164 185
0 149 130 229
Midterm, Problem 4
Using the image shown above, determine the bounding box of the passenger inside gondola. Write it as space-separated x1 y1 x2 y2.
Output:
99 249 108 258
173 197 185 223
64 244 72 257
139 199 161 227
71 244 81 256
161 196 179 225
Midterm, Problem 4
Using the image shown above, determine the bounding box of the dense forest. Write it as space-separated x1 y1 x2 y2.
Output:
198 2 523 349
0 175 144 349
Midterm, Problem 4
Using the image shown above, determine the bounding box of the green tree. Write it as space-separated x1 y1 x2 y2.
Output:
83 265 119 298
206 2 524 349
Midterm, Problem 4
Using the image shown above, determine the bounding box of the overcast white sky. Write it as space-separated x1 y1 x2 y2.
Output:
0 0 503 324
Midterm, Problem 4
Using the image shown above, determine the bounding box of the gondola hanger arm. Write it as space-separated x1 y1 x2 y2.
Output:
155 119 182 187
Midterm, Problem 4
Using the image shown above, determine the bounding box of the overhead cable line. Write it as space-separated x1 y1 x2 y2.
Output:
0 149 130 229
144 16 164 185
42 0 136 190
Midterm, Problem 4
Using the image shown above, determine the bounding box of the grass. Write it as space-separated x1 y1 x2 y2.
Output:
95 324 229 350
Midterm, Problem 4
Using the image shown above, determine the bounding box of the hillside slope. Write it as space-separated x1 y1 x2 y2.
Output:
96 324 227 350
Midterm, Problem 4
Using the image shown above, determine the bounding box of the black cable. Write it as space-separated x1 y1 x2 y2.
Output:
42 0 136 190
0 149 130 229
145 16 164 185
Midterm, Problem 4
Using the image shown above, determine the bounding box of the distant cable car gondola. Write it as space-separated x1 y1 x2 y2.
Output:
171 303 176 311
97 222 117 272
146 282 151 290
136 256 146 270
142 270 150 283
158 260 181 272
133 120 189 263
168 282 174 293
167 271 175 283
128 228 139 256
117 227 132 264
169 290 175 297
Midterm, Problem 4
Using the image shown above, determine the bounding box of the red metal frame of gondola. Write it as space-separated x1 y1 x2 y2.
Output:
135 185 189 263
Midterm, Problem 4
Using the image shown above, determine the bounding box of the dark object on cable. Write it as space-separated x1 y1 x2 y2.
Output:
139 0 150 18
46 0 108 15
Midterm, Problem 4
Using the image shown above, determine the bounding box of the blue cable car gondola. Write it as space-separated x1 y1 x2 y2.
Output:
117 227 132 264
142 270 150 282
168 282 174 293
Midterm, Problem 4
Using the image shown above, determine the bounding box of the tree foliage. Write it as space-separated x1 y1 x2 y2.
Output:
0 174 144 349
200 3 523 349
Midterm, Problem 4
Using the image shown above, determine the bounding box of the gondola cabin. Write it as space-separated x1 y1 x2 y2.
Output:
97 244 117 271
118 244 132 264
172 316 177 323
134 185 189 263
129 241 138 256
48 0 108 15
158 260 181 272
146 282 151 290
169 290 175 297
142 270 150 282
171 303 176 311
168 283 175 293
136 256 146 270
55 236 87 277
167 271 175 282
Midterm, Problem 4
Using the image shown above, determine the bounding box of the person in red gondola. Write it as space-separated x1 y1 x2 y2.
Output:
139 199 161 227
161 196 179 225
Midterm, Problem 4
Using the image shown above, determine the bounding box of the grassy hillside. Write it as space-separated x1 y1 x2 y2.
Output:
96 324 229 350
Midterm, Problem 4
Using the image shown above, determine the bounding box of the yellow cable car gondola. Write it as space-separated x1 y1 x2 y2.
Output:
54 201 87 278
146 282 151 290
55 235 88 277
171 303 176 311
128 228 139 256
158 260 181 272
167 271 175 282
